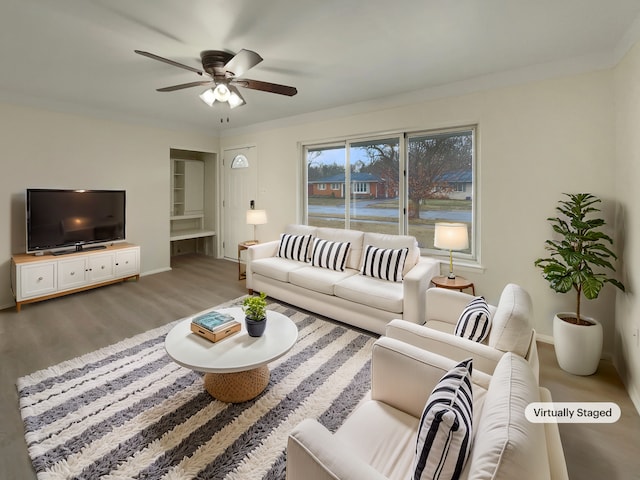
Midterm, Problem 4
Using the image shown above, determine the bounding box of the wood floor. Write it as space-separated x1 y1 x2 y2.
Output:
1 254 638 479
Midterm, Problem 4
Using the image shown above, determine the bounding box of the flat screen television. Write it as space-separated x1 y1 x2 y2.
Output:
26 189 126 254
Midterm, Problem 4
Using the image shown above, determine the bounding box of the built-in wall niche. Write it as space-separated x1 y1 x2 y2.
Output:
169 148 217 257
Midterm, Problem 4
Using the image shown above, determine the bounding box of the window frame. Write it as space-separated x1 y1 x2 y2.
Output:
301 125 478 263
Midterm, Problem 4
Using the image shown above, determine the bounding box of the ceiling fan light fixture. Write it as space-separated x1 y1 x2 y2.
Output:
228 85 246 109
213 83 231 102
199 88 216 106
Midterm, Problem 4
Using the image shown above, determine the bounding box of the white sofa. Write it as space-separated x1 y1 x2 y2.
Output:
287 336 569 480
386 283 540 380
246 224 440 335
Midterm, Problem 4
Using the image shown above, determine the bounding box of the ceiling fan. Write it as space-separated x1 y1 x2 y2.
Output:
135 49 298 109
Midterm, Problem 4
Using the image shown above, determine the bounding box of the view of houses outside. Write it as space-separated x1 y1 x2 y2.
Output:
306 129 474 254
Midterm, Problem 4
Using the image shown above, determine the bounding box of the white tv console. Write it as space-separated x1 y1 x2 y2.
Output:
11 243 140 312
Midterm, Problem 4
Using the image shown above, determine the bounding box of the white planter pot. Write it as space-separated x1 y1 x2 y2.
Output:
553 313 603 376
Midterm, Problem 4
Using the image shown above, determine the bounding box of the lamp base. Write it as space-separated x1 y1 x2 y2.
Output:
447 250 456 279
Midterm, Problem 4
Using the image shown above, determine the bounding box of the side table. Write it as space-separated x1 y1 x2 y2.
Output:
238 240 258 280
431 275 476 295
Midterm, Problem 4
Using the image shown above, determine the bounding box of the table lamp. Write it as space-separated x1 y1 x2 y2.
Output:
246 209 267 242
434 222 469 279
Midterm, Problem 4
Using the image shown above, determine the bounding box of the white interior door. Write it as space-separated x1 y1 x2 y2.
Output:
223 147 258 260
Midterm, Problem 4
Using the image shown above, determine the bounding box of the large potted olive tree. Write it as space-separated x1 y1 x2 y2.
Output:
534 193 625 375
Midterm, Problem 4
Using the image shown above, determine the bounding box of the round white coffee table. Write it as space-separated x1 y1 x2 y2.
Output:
165 307 298 402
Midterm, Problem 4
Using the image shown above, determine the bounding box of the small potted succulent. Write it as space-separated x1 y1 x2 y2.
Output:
534 193 625 375
242 292 268 337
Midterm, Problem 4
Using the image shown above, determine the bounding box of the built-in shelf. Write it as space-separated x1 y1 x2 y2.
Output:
171 214 204 221
170 229 216 241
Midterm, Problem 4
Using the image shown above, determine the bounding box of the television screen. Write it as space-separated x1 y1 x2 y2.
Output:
26 189 126 253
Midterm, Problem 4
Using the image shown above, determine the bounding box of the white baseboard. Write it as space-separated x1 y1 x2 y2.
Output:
535 332 554 344
1 301 16 311
628 382 640 416
140 267 171 277
535 332 614 362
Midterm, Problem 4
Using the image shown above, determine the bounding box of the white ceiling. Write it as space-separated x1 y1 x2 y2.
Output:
2 0 640 134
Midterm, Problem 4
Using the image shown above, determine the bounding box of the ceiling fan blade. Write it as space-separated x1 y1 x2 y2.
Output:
157 81 213 92
224 49 263 78
135 50 204 76
232 78 297 96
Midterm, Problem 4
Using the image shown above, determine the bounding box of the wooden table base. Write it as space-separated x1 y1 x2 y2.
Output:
204 366 270 403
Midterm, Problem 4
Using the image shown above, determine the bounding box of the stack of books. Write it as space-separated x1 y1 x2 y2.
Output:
190 310 241 343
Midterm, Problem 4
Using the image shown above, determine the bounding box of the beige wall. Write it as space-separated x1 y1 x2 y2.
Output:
2 47 636 408
614 40 640 412
220 70 619 351
0 103 218 309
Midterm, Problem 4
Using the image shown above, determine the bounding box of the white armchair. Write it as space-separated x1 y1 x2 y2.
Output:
385 283 539 380
286 336 568 480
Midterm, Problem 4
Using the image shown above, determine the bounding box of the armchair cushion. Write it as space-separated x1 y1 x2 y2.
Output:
414 358 473 480
360 245 409 282
455 297 491 343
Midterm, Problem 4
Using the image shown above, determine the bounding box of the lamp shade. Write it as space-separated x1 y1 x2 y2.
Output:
434 223 469 251
246 209 268 225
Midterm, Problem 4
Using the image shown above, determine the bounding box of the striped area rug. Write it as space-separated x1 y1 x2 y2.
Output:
17 299 376 480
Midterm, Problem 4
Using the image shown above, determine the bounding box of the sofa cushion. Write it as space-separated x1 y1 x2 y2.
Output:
360 245 409 282
362 232 420 275
414 358 473 480
250 257 307 283
335 274 404 313
277 233 313 262
455 296 492 343
310 238 351 271
317 227 364 270
468 353 550 479
289 266 358 295
488 284 533 357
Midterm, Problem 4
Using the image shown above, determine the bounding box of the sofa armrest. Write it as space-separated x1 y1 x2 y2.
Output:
287 418 389 480
402 256 440 324
245 240 279 290
247 240 279 261
539 388 570 480
385 319 505 376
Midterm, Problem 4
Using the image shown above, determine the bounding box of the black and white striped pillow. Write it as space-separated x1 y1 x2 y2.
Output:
360 245 409 282
414 358 473 480
310 238 351 271
455 297 491 343
276 233 312 262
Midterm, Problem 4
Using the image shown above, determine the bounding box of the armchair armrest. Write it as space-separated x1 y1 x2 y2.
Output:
371 336 491 417
287 418 389 480
385 319 505 376
425 287 478 326
402 256 440 324
539 388 570 480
